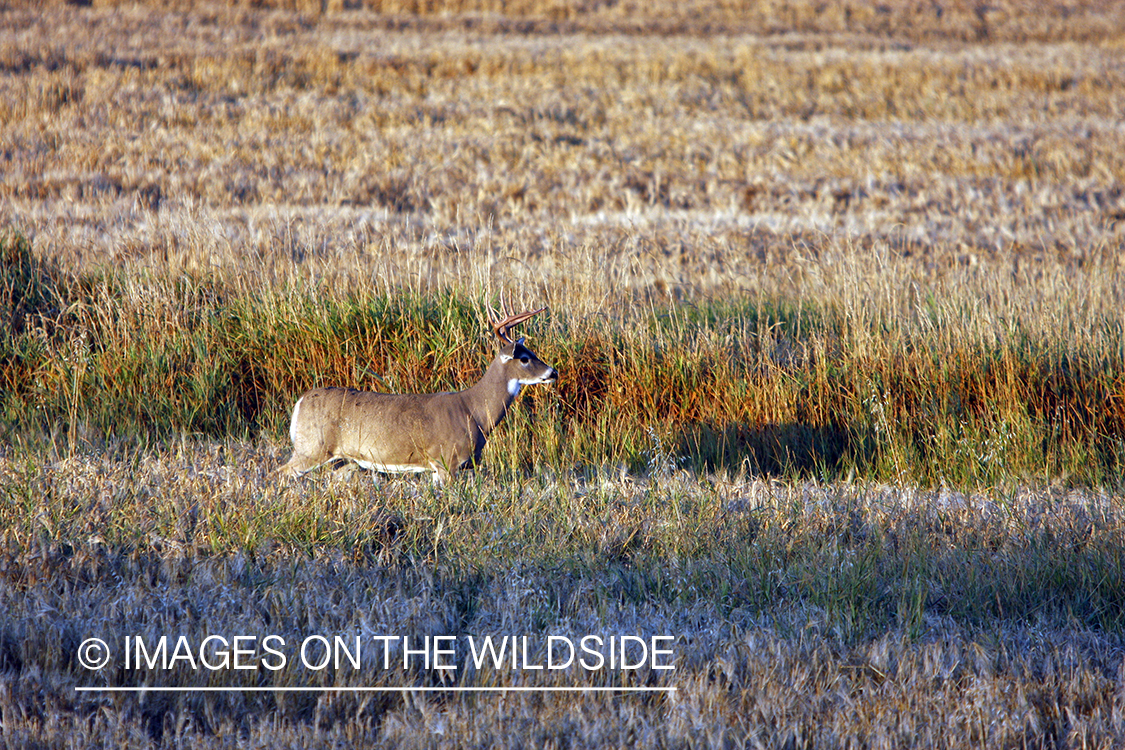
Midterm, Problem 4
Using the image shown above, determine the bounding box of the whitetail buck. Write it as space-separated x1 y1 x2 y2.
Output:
281 304 557 483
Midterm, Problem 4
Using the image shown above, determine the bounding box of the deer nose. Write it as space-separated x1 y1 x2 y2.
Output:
545 368 558 382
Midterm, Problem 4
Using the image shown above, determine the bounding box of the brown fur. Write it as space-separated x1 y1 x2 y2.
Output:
281 339 556 483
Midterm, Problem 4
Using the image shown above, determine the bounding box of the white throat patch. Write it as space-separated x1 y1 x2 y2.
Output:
507 379 522 397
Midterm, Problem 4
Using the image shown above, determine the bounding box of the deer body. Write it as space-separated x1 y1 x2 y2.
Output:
282 317 556 483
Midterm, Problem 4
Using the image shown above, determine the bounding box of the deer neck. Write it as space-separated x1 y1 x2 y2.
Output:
463 356 520 436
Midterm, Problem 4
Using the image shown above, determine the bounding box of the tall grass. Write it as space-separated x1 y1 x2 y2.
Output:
3 230 1122 487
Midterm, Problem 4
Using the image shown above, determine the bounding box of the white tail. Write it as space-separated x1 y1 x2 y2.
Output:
281 303 557 483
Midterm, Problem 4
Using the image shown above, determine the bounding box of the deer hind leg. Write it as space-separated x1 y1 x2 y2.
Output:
280 452 329 478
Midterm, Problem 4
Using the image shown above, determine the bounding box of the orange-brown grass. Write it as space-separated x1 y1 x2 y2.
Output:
4 230 1123 486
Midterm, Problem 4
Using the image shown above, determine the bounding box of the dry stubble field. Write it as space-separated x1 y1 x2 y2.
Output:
2 0 1125 747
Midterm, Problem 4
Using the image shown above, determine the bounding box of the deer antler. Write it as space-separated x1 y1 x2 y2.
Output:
489 292 546 344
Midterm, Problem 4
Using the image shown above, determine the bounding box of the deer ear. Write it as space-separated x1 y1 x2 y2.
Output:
499 351 514 362
516 336 525 345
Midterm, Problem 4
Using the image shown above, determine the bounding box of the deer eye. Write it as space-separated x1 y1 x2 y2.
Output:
519 355 531 365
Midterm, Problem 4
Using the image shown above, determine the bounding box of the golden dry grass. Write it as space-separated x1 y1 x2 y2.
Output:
2 446 1124 747
2 0 1125 747
3 0 1124 295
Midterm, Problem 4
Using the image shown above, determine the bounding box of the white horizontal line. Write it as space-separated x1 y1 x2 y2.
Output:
76 686 675 693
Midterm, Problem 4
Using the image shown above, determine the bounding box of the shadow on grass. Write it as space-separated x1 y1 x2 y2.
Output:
675 420 856 479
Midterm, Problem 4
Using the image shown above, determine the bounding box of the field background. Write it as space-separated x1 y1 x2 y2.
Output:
2 0 1125 746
